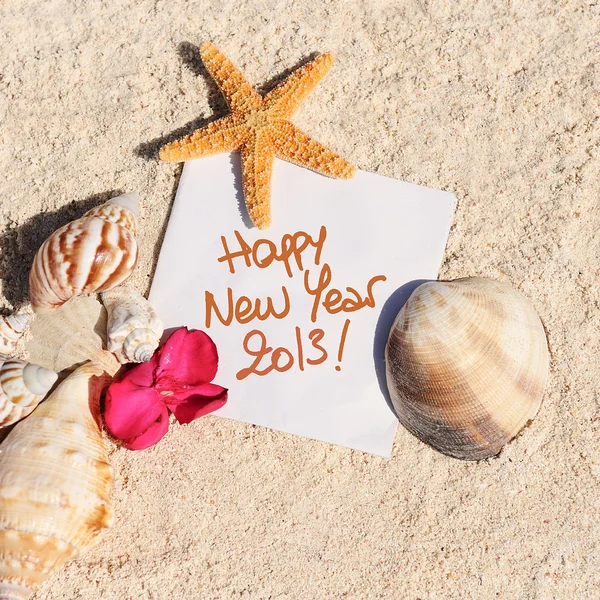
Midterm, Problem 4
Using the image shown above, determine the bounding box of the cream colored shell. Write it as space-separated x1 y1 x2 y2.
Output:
0 362 114 600
101 287 164 363
0 355 57 428
24 296 120 376
0 312 31 356
29 192 139 310
385 277 549 460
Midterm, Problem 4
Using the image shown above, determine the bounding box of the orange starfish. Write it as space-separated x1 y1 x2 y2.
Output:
159 42 356 229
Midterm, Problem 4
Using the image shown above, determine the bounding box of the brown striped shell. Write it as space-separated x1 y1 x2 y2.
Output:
0 355 57 428
0 312 31 356
0 362 114 600
29 193 139 310
385 277 549 460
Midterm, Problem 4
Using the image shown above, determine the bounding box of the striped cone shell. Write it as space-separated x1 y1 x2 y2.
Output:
29 193 139 310
0 312 31 356
385 277 549 460
0 355 57 428
0 363 113 599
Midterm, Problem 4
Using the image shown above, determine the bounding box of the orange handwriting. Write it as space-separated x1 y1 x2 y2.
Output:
236 327 329 381
205 287 291 328
303 263 387 323
217 227 327 278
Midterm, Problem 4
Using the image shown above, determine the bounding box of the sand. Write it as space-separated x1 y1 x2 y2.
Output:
1 0 599 598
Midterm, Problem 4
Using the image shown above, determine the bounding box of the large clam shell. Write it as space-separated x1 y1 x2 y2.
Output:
385 277 549 460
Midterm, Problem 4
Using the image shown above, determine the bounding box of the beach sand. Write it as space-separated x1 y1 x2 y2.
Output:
1 0 599 598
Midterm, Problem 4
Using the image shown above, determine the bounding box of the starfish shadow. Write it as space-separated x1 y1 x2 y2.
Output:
134 42 229 160
256 52 321 95
372 279 431 416
0 190 123 309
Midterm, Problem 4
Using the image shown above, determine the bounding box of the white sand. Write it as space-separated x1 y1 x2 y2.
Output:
1 0 599 598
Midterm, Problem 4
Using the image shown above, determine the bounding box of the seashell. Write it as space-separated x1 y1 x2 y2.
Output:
0 362 113 599
29 192 140 310
0 312 31 356
0 355 57 428
385 277 549 460
24 295 120 376
101 287 164 363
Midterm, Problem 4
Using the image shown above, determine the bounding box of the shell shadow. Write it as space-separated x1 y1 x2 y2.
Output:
373 279 431 416
0 190 123 309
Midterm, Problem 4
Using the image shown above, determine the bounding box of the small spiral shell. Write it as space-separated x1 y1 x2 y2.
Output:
29 192 140 310
0 355 58 428
0 362 113 599
0 312 31 356
101 287 164 364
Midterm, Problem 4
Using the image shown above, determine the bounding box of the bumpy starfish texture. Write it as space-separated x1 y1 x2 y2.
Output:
160 42 356 229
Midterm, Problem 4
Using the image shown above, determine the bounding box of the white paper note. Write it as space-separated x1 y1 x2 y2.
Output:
149 154 456 457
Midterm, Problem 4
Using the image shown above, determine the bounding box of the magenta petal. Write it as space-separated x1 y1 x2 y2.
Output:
123 405 170 450
161 382 227 402
156 328 219 387
122 358 157 387
104 379 163 440
167 385 228 424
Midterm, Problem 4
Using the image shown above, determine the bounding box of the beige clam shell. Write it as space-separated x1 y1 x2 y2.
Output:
385 277 549 460
0 362 114 599
24 295 120 376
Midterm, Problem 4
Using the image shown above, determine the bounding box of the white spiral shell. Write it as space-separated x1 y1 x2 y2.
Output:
0 312 31 356
29 192 140 310
0 355 57 428
0 362 114 599
101 287 164 363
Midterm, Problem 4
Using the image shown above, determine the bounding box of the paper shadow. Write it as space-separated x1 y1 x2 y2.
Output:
0 190 123 308
373 279 431 416
228 153 254 229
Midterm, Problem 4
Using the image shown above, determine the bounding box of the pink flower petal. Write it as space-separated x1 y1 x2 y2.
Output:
121 358 158 387
155 328 219 387
104 379 163 440
159 382 226 403
123 404 170 450
166 384 228 424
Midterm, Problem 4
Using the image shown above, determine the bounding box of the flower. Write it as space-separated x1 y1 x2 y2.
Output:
104 327 228 450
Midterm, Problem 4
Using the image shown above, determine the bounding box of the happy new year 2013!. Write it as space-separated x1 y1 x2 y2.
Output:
203 226 387 380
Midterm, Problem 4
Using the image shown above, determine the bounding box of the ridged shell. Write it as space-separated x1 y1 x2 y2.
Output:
385 277 549 460
0 362 114 599
101 287 164 363
24 296 120 376
0 356 57 428
0 312 31 356
29 192 139 310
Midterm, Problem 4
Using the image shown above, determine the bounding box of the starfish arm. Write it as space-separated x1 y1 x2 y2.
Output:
159 115 248 162
200 42 262 113
264 53 335 118
271 121 356 179
240 130 275 230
